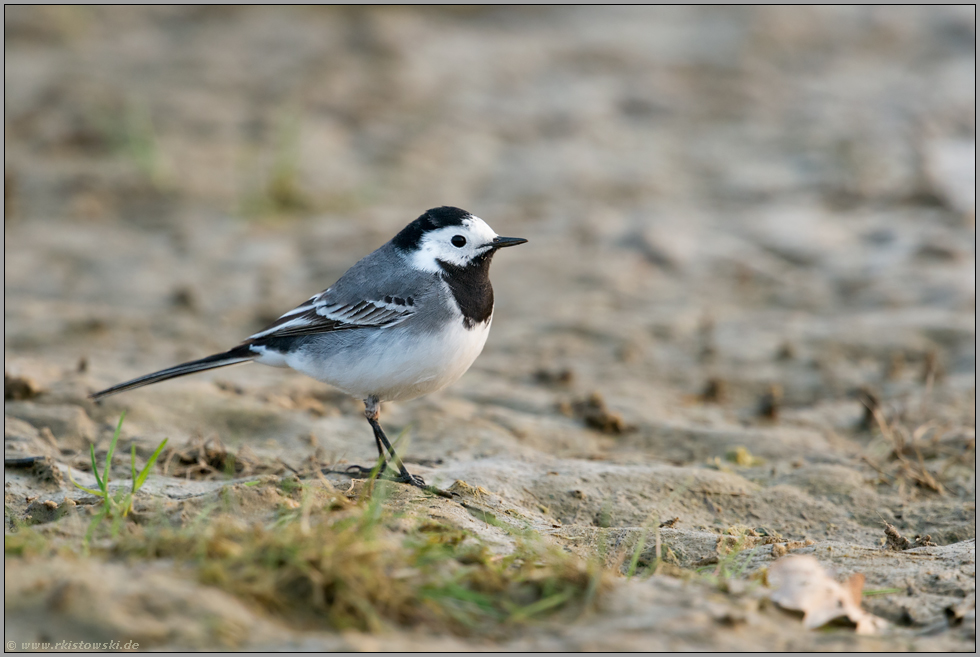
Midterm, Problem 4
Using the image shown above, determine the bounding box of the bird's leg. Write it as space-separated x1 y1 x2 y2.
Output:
344 430 389 478
362 397 426 488
343 396 390 478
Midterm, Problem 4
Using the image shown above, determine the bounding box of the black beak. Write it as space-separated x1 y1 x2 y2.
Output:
490 236 528 249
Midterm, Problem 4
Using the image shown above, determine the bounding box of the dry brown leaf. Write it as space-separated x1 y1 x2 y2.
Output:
769 555 887 635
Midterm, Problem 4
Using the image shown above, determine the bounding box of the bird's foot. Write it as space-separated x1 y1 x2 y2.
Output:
395 472 426 488
338 463 426 490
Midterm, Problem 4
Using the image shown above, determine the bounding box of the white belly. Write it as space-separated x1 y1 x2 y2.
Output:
257 317 492 402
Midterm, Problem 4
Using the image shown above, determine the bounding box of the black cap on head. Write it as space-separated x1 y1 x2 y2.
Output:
392 206 471 251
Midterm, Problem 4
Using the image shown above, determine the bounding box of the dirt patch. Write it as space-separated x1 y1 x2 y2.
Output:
159 436 287 480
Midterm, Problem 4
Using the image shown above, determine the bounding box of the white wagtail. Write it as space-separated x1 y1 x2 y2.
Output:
91 207 527 487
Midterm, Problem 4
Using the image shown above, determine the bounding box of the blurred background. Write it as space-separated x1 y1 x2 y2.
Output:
4 6 976 649
6 5 974 414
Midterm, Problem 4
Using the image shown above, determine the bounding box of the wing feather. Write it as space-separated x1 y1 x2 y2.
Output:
247 291 415 342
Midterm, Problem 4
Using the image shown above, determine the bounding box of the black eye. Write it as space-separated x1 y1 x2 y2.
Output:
451 235 466 248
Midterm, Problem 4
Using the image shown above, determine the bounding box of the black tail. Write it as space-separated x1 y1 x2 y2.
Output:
90 345 255 401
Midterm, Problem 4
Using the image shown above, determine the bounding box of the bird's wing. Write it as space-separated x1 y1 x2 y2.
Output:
246 289 417 341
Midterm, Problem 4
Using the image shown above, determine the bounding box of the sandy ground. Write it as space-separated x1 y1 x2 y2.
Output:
4 6 976 651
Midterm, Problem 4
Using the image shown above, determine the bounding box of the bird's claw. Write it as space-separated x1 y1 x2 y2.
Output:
399 473 426 488
342 463 424 488
344 462 387 477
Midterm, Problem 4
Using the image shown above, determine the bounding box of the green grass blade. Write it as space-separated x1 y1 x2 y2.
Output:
733 545 759 579
509 589 574 621
424 583 502 620
73 483 105 497
626 525 649 579
102 412 127 488
131 444 137 487
89 445 103 491
83 508 108 549
67 467 105 498
134 438 168 492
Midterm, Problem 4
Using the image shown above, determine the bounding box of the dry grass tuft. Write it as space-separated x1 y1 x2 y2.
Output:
100 480 609 636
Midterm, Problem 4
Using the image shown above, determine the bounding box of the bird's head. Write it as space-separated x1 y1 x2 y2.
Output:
393 206 527 273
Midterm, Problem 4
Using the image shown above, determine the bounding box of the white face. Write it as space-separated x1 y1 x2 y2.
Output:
409 215 499 273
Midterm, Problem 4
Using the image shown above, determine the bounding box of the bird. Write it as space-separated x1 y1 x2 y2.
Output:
90 206 527 488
